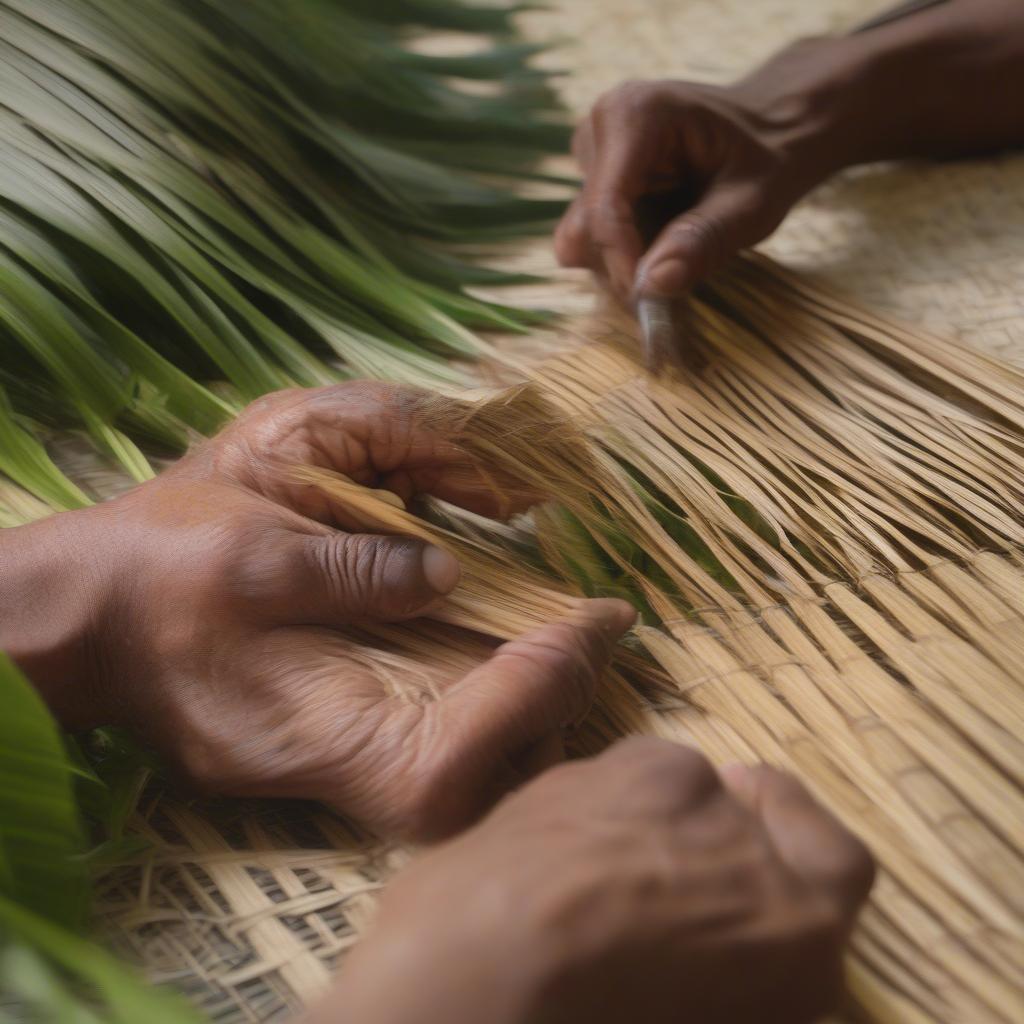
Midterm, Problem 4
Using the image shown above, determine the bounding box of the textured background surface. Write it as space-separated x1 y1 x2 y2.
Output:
519 0 1024 364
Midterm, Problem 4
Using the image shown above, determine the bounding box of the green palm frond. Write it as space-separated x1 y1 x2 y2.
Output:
0 655 202 1022
0 912 202 1023
0 653 88 929
0 0 568 507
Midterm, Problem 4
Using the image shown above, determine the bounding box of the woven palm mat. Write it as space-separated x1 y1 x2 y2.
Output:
91 255 1024 1024
92 3 1024 1023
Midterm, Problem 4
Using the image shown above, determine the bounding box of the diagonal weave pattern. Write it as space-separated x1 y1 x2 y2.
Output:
96 257 1024 1023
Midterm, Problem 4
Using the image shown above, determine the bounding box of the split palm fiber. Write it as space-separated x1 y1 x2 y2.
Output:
90 256 1024 1023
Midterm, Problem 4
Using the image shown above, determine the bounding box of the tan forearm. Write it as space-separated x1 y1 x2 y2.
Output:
736 0 1024 173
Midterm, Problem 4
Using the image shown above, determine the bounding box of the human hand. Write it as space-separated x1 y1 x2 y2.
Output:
318 738 874 1024
558 0 1024 311
554 39 877 303
555 75 830 303
0 382 635 839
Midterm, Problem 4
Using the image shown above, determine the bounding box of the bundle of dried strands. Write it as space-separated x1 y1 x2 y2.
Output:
92 256 1024 1024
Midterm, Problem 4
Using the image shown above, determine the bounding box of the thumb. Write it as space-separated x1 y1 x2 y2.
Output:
636 179 776 298
285 532 462 624
409 599 636 839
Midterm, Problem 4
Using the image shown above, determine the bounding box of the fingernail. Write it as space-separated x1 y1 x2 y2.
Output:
636 295 676 374
582 597 637 636
422 545 461 595
638 257 688 298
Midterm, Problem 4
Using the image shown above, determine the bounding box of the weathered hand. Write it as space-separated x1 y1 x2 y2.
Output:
558 0 1024 308
554 61 841 302
0 382 635 840
317 738 874 1024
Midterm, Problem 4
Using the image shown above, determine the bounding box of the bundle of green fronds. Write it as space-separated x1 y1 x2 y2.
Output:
0 0 569 1016
0 0 569 519
0 653 204 1022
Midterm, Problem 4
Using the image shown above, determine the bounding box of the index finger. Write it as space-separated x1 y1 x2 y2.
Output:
577 96 663 297
410 599 637 838
212 381 542 524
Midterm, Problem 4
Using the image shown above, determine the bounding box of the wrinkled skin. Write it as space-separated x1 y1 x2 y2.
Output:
553 54 846 301
313 738 875 1024
0 382 634 840
557 2 1024 305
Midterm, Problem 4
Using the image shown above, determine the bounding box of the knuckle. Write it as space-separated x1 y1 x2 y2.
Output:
362 380 425 426
536 756 592 791
507 623 584 671
175 740 215 791
606 734 681 766
591 85 623 119
594 79 698 128
660 214 726 280
570 121 593 160
645 78 697 115
374 536 422 589
607 737 721 804
727 185 767 224
299 381 427 439
344 536 385 606
614 78 648 112
584 200 635 248
526 867 605 944
311 379 402 409
219 388 308 451
232 387 305 424
597 79 651 117
554 216 587 267
743 762 793 796
316 534 425 617
314 534 375 614
733 190 782 242
667 742 718 784
584 195 632 226
508 757 597 815
547 620 592 659
700 835 775 907
672 212 724 254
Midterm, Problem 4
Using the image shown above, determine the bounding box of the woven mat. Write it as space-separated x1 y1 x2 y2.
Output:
93 3 1024 1022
